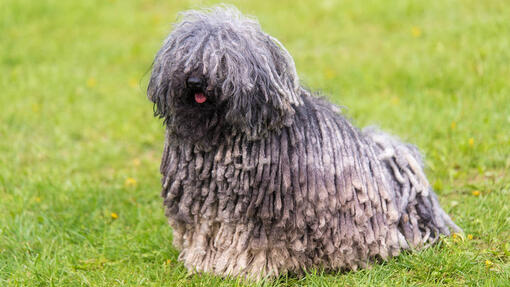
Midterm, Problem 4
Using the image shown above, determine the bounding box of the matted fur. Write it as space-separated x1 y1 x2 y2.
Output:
148 6 461 279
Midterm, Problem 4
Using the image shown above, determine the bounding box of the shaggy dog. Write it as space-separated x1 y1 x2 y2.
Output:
147 6 461 279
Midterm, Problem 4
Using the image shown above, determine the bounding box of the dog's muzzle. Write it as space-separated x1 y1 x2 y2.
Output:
187 77 207 104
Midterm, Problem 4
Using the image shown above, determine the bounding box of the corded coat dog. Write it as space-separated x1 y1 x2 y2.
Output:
147 6 460 279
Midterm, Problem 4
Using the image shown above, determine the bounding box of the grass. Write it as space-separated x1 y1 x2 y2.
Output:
1 0 509 286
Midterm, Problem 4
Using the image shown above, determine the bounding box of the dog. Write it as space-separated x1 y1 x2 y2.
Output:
147 6 461 279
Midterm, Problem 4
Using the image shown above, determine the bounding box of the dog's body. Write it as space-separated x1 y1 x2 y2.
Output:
148 7 460 279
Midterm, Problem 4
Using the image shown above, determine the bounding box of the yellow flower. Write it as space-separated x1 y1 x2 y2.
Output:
324 68 336 80
485 260 493 267
34 197 41 203
111 212 119 219
451 233 463 242
468 138 474 147
87 77 97 88
31 103 40 113
450 121 456 130
467 234 473 240
452 233 461 239
390 96 400 105
129 78 138 88
166 259 171 265
411 26 422 38
124 177 137 187
132 159 141 167
472 190 480 196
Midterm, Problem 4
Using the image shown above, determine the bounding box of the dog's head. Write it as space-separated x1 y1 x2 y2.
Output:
148 6 303 145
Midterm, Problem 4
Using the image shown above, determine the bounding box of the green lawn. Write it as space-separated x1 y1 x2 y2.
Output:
1 0 509 286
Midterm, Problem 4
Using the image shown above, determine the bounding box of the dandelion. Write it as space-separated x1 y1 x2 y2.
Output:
87 77 97 88
125 177 137 187
468 138 474 147
450 121 456 130
166 259 171 265
467 234 473 240
129 78 138 88
472 190 481 196
31 103 40 113
411 26 422 38
111 212 119 219
324 68 335 80
485 259 493 267
34 197 41 203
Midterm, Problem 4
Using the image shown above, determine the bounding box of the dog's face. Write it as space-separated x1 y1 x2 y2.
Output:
148 7 304 145
153 63 226 144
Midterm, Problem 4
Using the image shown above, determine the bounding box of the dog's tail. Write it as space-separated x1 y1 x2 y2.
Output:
363 126 462 249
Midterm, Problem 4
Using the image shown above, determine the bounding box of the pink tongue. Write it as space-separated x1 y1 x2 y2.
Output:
194 92 206 104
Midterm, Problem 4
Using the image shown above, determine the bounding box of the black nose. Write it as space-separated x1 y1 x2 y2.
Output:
187 77 202 89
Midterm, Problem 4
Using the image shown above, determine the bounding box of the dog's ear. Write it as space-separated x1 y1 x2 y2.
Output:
147 53 173 120
224 35 303 138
